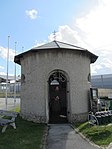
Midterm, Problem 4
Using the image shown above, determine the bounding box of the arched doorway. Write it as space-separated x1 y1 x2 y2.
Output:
48 70 68 123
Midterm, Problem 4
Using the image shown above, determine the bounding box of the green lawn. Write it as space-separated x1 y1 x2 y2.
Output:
0 116 46 149
74 122 112 147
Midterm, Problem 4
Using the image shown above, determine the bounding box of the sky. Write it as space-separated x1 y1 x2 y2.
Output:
0 0 112 76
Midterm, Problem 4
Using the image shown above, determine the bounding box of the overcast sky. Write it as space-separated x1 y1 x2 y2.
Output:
0 0 112 76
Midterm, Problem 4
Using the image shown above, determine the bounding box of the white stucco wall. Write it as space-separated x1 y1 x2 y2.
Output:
20 49 91 122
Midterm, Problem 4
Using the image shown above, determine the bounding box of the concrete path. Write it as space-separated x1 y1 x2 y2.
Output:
47 124 101 149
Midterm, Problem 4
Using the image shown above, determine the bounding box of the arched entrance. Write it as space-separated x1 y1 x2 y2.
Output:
48 70 68 123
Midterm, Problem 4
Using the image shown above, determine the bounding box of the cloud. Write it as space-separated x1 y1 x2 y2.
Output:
75 0 112 51
0 71 6 75
0 46 15 62
91 64 103 74
50 0 112 75
26 9 38 20
0 66 4 69
48 25 79 43
0 66 5 76
33 40 47 48
48 25 88 49
0 71 14 76
34 0 112 75
101 59 112 69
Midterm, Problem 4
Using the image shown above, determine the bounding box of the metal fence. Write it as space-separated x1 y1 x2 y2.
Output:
91 74 112 89
0 82 21 98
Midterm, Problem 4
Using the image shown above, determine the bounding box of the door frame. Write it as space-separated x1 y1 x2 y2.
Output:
45 69 71 123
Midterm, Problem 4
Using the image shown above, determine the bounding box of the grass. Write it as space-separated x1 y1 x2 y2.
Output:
0 116 46 149
11 105 20 112
74 122 112 147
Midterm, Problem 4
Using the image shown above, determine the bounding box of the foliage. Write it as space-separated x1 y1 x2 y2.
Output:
74 122 112 146
0 116 46 149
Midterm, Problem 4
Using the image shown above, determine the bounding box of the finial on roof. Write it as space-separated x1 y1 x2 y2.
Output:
22 46 24 52
53 30 57 41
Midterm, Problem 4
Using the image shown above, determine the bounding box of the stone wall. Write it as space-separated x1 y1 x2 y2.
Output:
20 49 91 123
71 112 88 123
20 112 47 123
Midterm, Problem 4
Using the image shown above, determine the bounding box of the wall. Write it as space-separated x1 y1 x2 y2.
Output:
20 49 90 123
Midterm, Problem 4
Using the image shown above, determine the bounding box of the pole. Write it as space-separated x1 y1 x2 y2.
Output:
14 42 17 109
5 35 10 110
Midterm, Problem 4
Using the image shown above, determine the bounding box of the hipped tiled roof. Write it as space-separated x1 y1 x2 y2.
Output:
14 40 98 64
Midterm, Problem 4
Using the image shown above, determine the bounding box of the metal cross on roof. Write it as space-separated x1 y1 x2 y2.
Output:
53 30 57 40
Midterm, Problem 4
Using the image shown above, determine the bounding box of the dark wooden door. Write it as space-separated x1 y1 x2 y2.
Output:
49 82 67 123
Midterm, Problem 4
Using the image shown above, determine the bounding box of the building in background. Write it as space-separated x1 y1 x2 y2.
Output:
91 74 112 98
91 74 112 111
0 75 21 98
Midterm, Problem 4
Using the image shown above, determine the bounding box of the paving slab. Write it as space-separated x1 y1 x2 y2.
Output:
47 124 101 149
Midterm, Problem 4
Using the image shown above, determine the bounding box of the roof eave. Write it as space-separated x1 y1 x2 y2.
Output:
90 56 98 63
87 51 98 63
14 47 98 65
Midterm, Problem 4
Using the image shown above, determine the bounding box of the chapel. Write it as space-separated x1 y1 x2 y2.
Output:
14 40 98 123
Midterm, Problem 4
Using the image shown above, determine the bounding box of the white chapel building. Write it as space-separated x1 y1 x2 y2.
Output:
14 40 98 123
